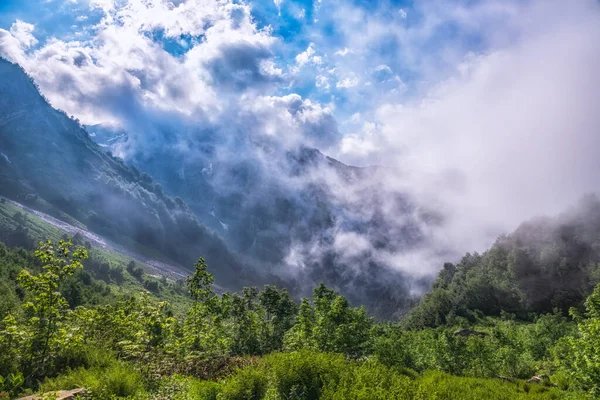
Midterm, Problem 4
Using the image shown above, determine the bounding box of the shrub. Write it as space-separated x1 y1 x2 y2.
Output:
218 367 267 400
40 360 146 399
413 371 588 400
321 361 416 400
263 351 346 399
188 379 221 400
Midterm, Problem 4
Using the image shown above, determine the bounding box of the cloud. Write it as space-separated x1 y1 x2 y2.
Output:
0 0 295 150
274 0 283 14
333 0 600 261
315 74 329 89
336 75 358 88
2 0 600 308
9 20 38 48
240 93 340 148
294 42 323 69
334 47 352 56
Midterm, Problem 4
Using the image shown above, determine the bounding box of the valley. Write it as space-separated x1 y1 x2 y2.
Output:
1 0 599 398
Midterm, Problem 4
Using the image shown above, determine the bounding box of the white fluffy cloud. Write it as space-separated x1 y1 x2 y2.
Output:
0 0 337 155
334 0 600 259
336 75 358 89
9 20 37 48
294 42 323 69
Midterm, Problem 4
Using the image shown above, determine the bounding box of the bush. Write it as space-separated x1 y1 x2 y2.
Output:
219 367 267 400
150 375 221 400
263 351 346 399
188 379 222 400
40 360 146 399
321 361 416 400
413 371 589 400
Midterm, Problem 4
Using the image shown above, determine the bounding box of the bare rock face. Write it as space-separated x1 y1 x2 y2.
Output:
18 388 85 400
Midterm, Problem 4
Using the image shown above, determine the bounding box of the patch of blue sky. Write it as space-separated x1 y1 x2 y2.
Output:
145 28 199 57
250 0 316 33
0 0 103 45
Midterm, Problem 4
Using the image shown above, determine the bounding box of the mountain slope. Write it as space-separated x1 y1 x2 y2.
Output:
113 127 435 316
0 57 438 316
404 194 600 328
0 58 250 288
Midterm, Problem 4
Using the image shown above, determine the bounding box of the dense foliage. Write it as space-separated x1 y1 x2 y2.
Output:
404 195 600 329
0 233 599 399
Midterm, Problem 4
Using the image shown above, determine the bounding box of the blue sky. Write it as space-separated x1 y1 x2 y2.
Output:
0 0 500 126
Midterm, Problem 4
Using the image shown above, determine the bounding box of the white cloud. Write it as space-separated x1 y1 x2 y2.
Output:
334 47 352 56
315 74 329 89
295 43 315 66
0 0 283 131
243 94 339 148
399 9 407 19
334 0 600 261
374 64 392 73
274 0 283 14
9 20 38 48
336 75 358 88
294 42 324 69
349 112 361 123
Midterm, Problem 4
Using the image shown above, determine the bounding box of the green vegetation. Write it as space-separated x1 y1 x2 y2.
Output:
404 195 600 330
0 199 192 315
1 232 599 399
3 197 600 399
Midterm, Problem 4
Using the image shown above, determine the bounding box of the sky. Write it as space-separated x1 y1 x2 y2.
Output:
1 0 600 278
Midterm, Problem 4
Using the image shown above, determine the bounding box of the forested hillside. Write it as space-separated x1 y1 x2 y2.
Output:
0 58 257 290
404 195 600 329
3 194 600 399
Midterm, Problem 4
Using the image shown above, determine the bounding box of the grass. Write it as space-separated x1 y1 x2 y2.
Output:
40 360 146 399
217 353 592 400
0 200 65 244
35 351 592 399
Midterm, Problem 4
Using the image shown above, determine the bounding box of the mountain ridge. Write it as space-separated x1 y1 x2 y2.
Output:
0 57 258 290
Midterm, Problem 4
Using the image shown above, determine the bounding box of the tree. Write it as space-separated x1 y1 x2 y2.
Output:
561 284 600 394
285 284 373 358
16 240 87 378
186 258 214 303
284 297 316 352
230 287 266 355
183 258 229 354
259 285 298 352
127 260 144 280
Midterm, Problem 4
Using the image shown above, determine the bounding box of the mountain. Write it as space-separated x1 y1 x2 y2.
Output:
85 124 129 150
404 194 600 328
0 58 254 289
94 130 440 316
0 57 442 316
